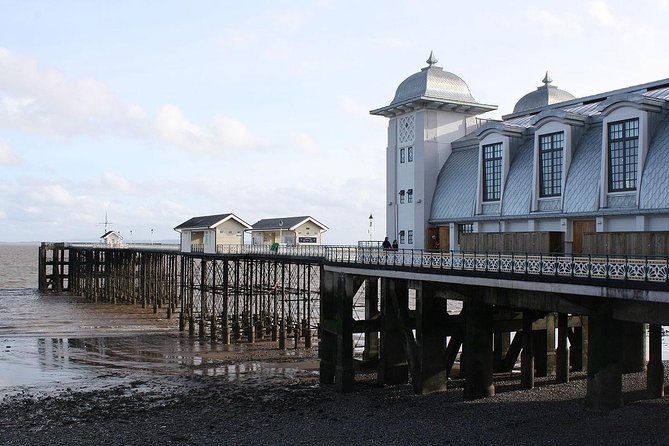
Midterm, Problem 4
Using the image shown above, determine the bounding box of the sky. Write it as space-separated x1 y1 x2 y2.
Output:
2 0 669 244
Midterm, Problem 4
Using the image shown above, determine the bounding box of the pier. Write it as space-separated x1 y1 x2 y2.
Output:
39 242 669 409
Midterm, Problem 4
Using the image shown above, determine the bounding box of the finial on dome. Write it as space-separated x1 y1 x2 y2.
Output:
542 71 553 86
426 51 438 67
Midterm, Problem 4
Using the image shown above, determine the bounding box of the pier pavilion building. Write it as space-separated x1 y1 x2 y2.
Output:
174 213 252 253
251 216 328 246
372 53 669 254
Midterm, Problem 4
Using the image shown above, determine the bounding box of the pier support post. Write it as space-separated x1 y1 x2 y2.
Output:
319 270 336 385
521 311 535 390
334 272 355 392
464 297 494 399
362 278 379 362
378 278 409 386
585 311 623 410
415 283 448 394
620 321 646 373
556 312 569 383
647 324 664 398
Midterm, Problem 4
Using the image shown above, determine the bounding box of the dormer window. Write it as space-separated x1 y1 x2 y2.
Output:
608 118 639 192
539 132 564 197
482 143 502 201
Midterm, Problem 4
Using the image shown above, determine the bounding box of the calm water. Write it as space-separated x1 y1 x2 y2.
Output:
0 244 312 397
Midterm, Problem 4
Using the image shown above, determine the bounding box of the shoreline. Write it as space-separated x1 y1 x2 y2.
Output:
2 345 669 445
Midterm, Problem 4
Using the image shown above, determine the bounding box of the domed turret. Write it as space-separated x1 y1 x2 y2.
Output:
370 52 496 117
390 51 478 105
513 72 575 114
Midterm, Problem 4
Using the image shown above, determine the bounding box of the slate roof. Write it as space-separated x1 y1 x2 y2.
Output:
640 119 669 209
174 213 251 231
429 149 478 221
251 216 328 231
501 138 533 216
100 230 121 239
563 126 602 214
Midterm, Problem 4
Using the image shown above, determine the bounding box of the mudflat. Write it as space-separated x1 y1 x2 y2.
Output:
2 344 669 446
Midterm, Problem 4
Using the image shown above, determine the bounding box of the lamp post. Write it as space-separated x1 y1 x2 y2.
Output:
151 228 154 245
278 220 283 245
368 214 373 241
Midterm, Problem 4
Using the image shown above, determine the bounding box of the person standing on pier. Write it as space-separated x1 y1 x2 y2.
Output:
392 240 398 250
382 237 392 250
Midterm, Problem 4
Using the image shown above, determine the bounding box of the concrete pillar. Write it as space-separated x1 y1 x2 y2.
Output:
378 278 409 386
319 270 336 385
556 313 569 383
647 324 664 398
363 278 380 362
521 311 535 390
334 273 354 393
620 321 646 373
493 331 511 373
545 313 557 377
415 283 448 394
464 297 494 399
585 312 623 410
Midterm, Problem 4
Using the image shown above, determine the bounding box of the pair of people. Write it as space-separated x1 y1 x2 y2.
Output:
382 237 399 251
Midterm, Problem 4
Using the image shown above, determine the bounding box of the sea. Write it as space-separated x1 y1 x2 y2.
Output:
0 244 314 398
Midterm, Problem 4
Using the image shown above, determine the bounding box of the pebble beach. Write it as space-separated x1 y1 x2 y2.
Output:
2 344 669 446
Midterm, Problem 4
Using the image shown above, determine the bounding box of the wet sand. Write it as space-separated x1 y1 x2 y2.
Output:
3 341 669 446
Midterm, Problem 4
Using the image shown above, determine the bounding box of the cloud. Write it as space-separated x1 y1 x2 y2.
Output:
288 131 320 154
588 1 624 28
0 139 18 165
525 9 583 35
339 95 374 120
216 29 260 50
100 172 133 194
28 183 76 206
0 47 267 155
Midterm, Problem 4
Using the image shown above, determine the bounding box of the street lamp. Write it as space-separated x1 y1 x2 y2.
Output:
151 228 154 245
278 220 283 245
368 214 373 241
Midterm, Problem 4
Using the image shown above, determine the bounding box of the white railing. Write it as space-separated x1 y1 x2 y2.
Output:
216 244 327 257
322 247 669 284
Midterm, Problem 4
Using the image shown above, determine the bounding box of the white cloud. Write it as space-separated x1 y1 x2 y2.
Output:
28 184 76 206
0 47 267 155
0 139 18 165
100 172 133 194
588 1 624 28
0 208 6 219
339 95 374 120
216 29 260 50
525 9 583 35
289 131 320 154
370 37 413 49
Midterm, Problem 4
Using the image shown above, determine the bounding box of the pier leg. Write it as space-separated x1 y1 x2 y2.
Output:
545 313 557 377
378 278 409 386
415 284 448 394
556 312 569 383
334 273 355 392
362 278 379 362
319 271 337 385
521 311 535 390
647 324 664 398
463 297 494 399
585 312 623 410
620 321 646 373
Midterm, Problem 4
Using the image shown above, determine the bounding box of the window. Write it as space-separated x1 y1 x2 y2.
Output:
399 189 405 204
608 118 639 192
539 132 564 197
458 223 474 234
482 143 503 201
400 148 405 163
408 147 414 162
407 189 413 203
407 230 413 244
399 230 405 244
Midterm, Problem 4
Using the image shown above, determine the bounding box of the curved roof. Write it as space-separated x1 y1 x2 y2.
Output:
513 72 575 114
640 119 669 209
370 52 497 117
429 149 478 221
391 53 477 105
